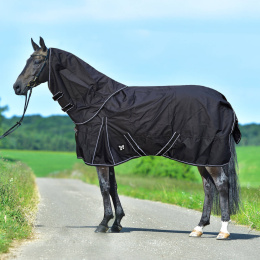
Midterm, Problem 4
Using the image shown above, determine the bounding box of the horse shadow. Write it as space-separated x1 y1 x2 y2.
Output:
63 225 260 240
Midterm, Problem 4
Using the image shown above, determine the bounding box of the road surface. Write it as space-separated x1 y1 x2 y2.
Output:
10 178 260 260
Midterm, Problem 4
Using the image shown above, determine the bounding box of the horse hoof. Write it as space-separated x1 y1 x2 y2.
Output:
216 232 230 240
108 225 122 233
189 230 203 237
95 225 108 233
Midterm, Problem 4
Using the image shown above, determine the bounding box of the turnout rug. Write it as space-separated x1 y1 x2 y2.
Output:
48 48 241 167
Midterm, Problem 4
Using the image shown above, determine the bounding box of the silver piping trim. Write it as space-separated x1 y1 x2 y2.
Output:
74 86 128 125
162 155 229 167
162 133 180 156
91 118 104 164
105 117 115 164
80 155 230 167
127 132 147 156
82 156 141 167
124 134 142 156
48 48 52 91
155 132 176 156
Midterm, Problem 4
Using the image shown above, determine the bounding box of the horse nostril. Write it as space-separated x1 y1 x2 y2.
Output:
13 84 21 93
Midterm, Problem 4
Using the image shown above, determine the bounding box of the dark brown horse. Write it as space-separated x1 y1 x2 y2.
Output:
13 37 240 240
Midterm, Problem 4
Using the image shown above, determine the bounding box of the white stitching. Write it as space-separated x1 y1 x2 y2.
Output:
162 133 180 156
162 155 229 167
91 118 104 164
105 117 115 164
82 156 141 167
124 135 142 156
155 132 176 156
127 133 147 155
48 48 52 91
80 154 229 167
74 86 128 125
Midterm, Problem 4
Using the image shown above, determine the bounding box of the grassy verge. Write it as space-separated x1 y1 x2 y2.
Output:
0 149 80 177
0 159 38 254
51 163 260 231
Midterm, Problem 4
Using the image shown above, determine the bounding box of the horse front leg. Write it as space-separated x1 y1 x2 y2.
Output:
108 166 125 233
206 166 230 240
190 166 214 238
95 166 114 233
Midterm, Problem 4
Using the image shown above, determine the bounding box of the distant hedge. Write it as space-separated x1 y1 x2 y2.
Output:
115 156 196 181
238 124 260 146
0 115 75 151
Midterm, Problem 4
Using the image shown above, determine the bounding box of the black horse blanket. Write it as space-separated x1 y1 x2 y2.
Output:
48 48 241 167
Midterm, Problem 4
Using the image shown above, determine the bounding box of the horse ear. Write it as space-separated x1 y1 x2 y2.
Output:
39 37 47 52
31 38 40 51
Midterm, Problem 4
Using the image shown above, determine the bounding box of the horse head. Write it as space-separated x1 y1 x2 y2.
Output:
13 37 49 95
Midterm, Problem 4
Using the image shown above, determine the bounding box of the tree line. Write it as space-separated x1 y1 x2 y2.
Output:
0 114 259 151
0 115 75 151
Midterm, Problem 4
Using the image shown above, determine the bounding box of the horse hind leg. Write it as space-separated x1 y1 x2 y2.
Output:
206 166 230 240
190 166 214 238
95 166 114 233
107 166 125 233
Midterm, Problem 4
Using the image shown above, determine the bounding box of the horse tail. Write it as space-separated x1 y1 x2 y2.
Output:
224 136 241 215
211 136 241 215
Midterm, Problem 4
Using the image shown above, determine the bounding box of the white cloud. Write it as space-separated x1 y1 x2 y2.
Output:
1 0 260 24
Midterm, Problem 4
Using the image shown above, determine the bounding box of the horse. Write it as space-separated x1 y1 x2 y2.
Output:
13 37 241 240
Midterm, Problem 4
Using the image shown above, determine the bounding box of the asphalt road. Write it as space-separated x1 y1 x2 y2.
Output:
11 178 260 260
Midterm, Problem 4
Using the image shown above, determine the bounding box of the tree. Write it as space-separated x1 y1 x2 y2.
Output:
0 99 9 143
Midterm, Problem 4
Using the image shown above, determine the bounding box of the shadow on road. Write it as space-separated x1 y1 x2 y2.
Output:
61 225 260 240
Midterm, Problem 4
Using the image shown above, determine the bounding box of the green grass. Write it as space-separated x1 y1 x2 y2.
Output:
0 159 38 253
0 149 81 177
115 146 260 187
236 146 260 187
1 146 259 187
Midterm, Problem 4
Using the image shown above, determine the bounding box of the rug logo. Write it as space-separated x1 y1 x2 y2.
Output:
118 145 125 151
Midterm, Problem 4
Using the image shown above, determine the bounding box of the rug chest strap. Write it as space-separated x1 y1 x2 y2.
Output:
52 91 63 101
62 103 74 112
52 91 74 113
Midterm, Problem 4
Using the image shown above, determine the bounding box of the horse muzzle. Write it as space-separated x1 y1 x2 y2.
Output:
13 82 28 95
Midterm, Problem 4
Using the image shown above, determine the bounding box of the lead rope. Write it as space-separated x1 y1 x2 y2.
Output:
0 88 32 139
0 48 49 140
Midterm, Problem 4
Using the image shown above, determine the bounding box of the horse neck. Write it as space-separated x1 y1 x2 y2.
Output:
39 60 49 84
49 48 127 106
54 48 126 97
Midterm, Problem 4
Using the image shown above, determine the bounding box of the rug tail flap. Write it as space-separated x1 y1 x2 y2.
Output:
232 115 241 144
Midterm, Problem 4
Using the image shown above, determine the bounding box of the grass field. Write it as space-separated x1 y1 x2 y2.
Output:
0 146 259 187
236 146 260 187
0 150 80 177
115 146 260 187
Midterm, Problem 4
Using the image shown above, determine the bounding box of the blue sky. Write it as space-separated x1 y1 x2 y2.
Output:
0 0 259 124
